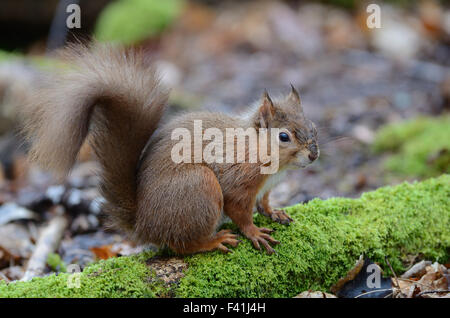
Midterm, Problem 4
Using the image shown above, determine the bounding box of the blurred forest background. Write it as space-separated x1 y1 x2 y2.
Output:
0 0 449 283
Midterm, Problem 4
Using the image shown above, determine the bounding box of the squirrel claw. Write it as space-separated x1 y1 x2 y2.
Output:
217 229 233 235
271 209 294 225
244 226 279 255
252 237 275 255
217 244 232 253
259 227 275 234
215 230 241 252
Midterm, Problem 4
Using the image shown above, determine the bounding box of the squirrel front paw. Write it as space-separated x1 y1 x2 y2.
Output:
242 225 280 255
257 203 294 225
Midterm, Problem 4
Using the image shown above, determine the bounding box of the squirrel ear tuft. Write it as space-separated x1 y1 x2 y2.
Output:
287 84 302 109
257 90 275 128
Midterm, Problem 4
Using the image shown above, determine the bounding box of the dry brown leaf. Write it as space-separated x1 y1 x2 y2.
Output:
90 244 118 260
418 0 443 36
401 260 431 279
434 276 448 290
418 271 438 291
395 261 450 298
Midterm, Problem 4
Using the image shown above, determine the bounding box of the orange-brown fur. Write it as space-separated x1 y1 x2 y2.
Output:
21 43 319 255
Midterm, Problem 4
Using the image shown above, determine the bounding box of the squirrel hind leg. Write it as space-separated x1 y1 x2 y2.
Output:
166 167 241 254
136 164 232 254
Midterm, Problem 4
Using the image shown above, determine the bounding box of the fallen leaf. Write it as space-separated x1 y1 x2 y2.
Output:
90 244 117 260
401 260 432 279
395 260 450 298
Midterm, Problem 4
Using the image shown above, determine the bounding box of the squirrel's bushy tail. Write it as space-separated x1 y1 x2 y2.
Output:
21 43 168 232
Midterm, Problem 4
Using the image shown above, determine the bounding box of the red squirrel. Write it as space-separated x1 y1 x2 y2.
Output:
21 43 319 255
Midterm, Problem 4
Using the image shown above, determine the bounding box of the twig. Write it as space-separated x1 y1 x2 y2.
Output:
401 260 431 279
417 290 450 297
354 288 393 298
21 214 68 281
385 256 399 289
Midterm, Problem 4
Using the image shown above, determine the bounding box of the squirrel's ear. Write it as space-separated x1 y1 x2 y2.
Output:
287 84 302 110
257 90 275 128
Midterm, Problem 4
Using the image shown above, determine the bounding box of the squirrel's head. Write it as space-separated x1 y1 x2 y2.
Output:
254 86 319 169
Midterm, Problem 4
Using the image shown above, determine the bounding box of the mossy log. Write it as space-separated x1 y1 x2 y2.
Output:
0 175 449 298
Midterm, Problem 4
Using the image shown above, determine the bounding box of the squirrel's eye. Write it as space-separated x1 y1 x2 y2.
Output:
279 132 290 142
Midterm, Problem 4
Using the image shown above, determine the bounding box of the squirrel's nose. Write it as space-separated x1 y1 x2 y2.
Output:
308 153 318 162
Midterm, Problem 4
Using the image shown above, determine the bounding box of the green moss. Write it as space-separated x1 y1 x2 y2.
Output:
0 251 161 298
1 176 449 297
374 116 450 178
177 175 449 297
46 253 67 273
95 0 183 45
